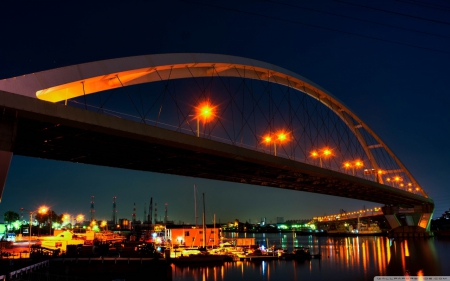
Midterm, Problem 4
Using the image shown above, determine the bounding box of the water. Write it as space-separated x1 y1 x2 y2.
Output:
171 233 450 281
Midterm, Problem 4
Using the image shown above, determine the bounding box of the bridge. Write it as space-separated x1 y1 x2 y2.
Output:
0 53 434 236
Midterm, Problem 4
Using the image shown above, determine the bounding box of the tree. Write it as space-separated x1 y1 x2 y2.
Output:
4 210 19 224
4 211 20 232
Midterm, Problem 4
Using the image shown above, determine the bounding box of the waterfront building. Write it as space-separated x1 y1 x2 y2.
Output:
165 225 220 247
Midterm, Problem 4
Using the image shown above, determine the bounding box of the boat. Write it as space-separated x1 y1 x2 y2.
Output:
280 247 312 260
354 223 383 235
171 252 231 264
351 216 383 235
327 223 351 235
236 248 279 261
170 192 233 264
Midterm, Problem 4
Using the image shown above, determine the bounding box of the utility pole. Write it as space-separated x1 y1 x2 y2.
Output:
112 196 117 225
149 198 153 225
144 203 147 223
90 196 95 222
164 203 168 224
132 203 136 224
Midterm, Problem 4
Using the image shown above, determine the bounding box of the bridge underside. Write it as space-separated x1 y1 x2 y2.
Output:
0 90 433 207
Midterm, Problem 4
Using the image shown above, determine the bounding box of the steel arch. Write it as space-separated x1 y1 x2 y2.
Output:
0 53 426 197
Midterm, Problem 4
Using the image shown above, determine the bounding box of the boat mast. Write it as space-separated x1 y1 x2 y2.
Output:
214 213 216 248
194 185 198 227
202 193 206 248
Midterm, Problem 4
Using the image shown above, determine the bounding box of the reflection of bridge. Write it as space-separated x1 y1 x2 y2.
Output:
0 53 434 236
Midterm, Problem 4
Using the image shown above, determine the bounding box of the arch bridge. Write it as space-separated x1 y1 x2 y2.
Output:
0 53 434 236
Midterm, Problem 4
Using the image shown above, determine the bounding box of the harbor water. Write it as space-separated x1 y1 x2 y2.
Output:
172 233 450 281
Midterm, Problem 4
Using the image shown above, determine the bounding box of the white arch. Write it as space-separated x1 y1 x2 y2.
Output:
0 53 426 197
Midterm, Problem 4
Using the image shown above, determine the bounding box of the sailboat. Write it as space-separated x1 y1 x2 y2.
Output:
170 191 231 264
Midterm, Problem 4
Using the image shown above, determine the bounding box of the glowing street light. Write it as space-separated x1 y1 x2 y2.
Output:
263 131 289 156
194 101 217 137
393 176 402 188
76 214 85 224
310 148 333 168
343 160 364 176
22 205 48 253
62 214 73 228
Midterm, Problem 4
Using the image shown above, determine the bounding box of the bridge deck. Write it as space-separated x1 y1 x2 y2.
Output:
0 90 433 207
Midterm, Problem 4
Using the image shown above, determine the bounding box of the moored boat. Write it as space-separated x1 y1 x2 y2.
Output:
170 252 231 264
280 247 312 260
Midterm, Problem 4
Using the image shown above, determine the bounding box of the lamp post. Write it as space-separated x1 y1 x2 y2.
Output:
310 148 333 168
195 102 216 137
263 132 288 156
25 206 48 254
343 160 363 176
393 176 402 188
63 214 71 229
76 214 84 233
48 208 52 236
101 220 107 231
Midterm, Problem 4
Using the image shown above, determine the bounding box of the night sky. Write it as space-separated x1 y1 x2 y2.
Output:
1 0 449 224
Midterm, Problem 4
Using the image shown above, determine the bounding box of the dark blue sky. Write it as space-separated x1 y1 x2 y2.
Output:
1 0 449 224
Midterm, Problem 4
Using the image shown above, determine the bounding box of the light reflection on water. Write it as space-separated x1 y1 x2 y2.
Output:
171 233 450 281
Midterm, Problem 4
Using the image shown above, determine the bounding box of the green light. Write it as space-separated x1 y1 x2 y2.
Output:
13 221 21 230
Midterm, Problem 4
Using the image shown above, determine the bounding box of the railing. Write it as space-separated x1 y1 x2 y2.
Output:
0 260 49 281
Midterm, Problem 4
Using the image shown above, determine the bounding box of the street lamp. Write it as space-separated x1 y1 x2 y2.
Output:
194 101 216 137
393 176 402 188
76 214 85 232
42 206 53 236
263 131 289 156
23 206 48 253
310 148 333 168
343 160 363 176
63 214 71 228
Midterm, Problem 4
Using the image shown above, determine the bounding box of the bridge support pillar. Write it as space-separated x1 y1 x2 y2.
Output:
0 114 16 201
382 204 434 238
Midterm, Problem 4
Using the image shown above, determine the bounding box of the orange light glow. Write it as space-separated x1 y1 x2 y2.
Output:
277 132 287 142
263 135 272 143
377 169 383 174
196 102 216 122
417 270 424 279
355 161 363 167
344 162 351 168
404 240 410 257
323 149 332 157
310 151 319 158
38 206 49 214
76 214 84 223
